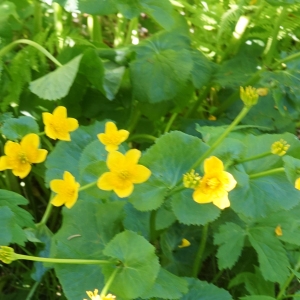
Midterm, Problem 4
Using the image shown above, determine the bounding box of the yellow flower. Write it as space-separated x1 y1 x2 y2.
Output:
193 156 237 210
178 238 191 248
183 169 201 189
97 149 151 198
295 178 300 190
42 106 79 141
240 86 259 107
271 139 290 156
84 289 116 300
256 88 268 96
98 122 129 152
0 133 48 179
0 246 16 264
50 171 80 209
275 225 283 236
208 115 217 121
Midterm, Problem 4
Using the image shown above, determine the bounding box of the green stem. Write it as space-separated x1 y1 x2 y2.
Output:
124 17 138 45
192 224 209 277
249 167 285 180
264 7 288 66
114 14 126 47
277 261 300 299
25 280 40 300
33 0 42 36
88 15 103 43
100 267 120 298
127 107 141 133
164 112 178 133
190 106 251 172
15 253 113 265
37 195 53 226
79 181 97 192
273 51 300 69
53 2 64 50
236 151 272 164
127 134 157 142
37 131 45 136
0 39 62 67
41 135 54 151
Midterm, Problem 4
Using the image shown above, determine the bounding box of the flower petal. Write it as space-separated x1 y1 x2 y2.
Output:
105 122 117 134
106 151 125 172
53 106 67 119
212 192 230 209
12 163 31 179
65 191 78 209
222 171 237 191
97 172 116 191
118 129 129 143
105 144 119 152
295 178 300 190
50 179 65 194
51 194 66 207
67 118 79 132
4 141 20 156
21 134 41 162
42 112 53 127
32 149 48 164
125 149 141 165
0 156 12 170
114 183 134 198
204 156 224 174
131 165 151 184
192 188 214 204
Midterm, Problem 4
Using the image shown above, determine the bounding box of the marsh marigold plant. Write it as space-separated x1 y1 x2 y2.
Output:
98 149 151 198
193 156 237 209
98 121 129 152
50 171 80 209
42 106 79 141
0 133 48 178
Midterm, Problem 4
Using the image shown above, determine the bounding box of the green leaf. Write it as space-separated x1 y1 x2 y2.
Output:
265 0 300 6
130 31 193 103
182 278 233 300
214 222 246 270
51 201 124 300
141 268 188 299
155 204 176 230
283 155 300 185
172 189 220 226
2 116 39 140
129 131 209 211
29 54 83 100
239 296 276 300
102 230 160 299
248 227 289 283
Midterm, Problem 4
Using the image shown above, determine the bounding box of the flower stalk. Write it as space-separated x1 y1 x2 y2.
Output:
249 167 285 179
100 267 120 298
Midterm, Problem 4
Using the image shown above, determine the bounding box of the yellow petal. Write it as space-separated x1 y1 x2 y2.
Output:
204 156 224 174
118 129 129 143
12 163 31 179
97 172 116 191
67 118 79 132
42 112 53 127
51 194 66 207
44 122 58 140
56 131 71 141
65 192 78 209
105 121 118 134
222 171 237 191
33 149 48 164
125 149 141 165
295 178 300 190
21 134 40 162
63 171 75 184
50 179 65 194
107 151 125 172
178 238 191 248
212 191 230 209
105 144 119 152
4 141 20 156
114 182 134 198
53 106 67 119
0 156 12 170
131 165 151 184
192 188 214 204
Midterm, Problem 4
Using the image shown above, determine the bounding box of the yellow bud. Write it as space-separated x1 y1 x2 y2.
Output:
0 246 17 264
256 88 268 96
295 178 300 190
178 238 191 248
275 225 283 236
183 169 201 189
271 139 290 156
208 115 217 121
240 86 259 107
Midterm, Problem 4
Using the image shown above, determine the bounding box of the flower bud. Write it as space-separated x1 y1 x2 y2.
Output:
0 246 17 264
183 169 201 189
271 139 290 156
240 86 259 107
178 238 191 248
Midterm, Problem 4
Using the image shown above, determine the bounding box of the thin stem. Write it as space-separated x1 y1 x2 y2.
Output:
127 134 157 142
25 280 40 300
53 2 64 50
277 261 300 299
37 195 53 226
37 131 45 136
33 0 42 36
100 267 120 298
164 112 178 133
249 167 285 179
79 181 97 192
273 51 300 69
236 151 272 164
192 224 209 277
92 15 102 43
15 254 114 265
264 7 288 66
41 135 54 151
124 17 138 45
0 39 62 67
127 107 141 133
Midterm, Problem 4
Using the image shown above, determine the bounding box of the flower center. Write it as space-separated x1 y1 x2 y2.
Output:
206 177 220 189
18 152 28 164
105 133 121 145
118 170 130 180
65 188 75 198
51 118 66 133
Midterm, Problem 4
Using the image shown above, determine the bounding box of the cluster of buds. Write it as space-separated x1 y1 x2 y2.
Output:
183 169 201 189
240 86 259 107
0 246 16 264
271 139 290 156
